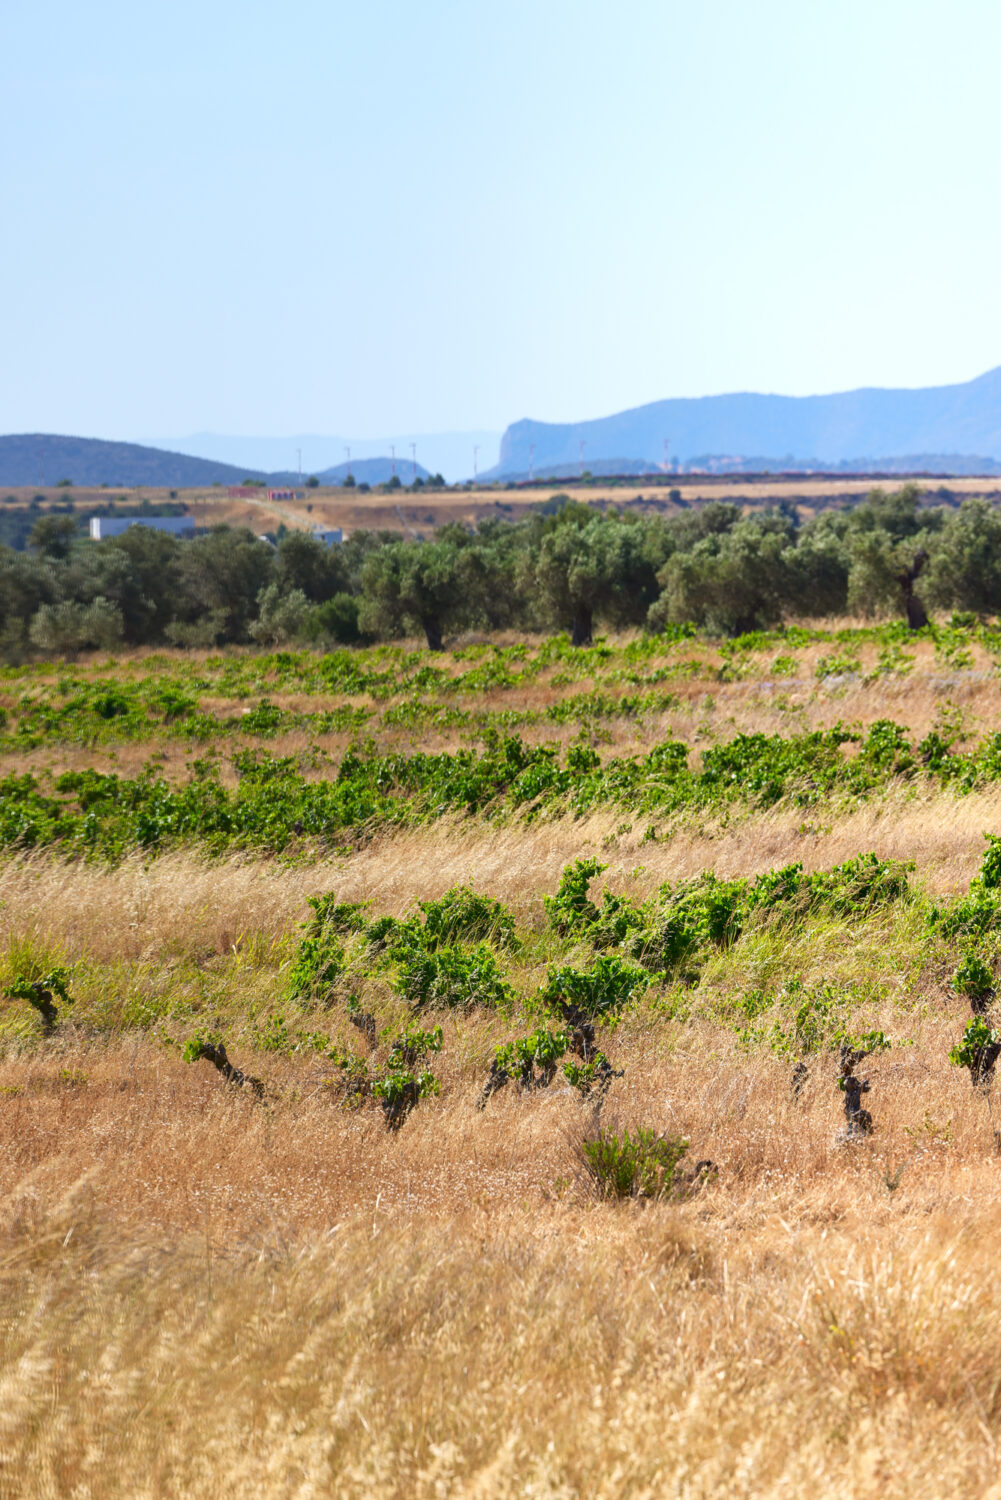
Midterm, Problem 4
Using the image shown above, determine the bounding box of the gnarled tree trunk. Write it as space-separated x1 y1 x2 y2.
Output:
570 603 593 647
897 550 929 630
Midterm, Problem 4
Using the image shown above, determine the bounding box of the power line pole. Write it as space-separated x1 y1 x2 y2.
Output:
410 442 417 482
579 439 585 478
473 445 479 483
529 443 535 483
390 444 396 479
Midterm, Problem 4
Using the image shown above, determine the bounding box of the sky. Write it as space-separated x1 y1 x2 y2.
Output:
3 0 1001 457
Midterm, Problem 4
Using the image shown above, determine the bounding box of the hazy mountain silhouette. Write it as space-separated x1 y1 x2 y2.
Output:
0 435 434 490
0 435 292 488
316 458 432 486
490 367 1001 477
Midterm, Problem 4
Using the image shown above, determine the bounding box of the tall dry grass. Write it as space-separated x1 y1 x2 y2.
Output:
1 1024 1001 1498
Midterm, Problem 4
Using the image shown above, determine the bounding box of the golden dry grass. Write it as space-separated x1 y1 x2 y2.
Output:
2 1014 1001 1498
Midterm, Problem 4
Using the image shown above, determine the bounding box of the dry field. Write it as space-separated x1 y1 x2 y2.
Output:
12 470 1001 539
4 631 1001 1496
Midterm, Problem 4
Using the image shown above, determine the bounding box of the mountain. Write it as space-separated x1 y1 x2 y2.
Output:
489 367 1001 478
0 434 287 488
146 431 502 485
316 458 432 486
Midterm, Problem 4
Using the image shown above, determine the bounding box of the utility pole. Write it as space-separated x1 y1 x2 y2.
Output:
579 439 586 478
529 443 535 483
410 442 417 481
390 444 396 479
473 445 479 483
663 438 669 473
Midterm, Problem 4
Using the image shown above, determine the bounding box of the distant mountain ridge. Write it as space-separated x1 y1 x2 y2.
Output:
490 366 1001 478
0 435 435 490
0 434 295 489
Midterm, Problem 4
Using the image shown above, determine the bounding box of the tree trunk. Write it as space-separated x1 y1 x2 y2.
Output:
423 615 444 652
570 603 593 647
897 550 929 631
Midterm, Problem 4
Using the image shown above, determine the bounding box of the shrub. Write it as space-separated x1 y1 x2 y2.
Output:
544 858 606 934
371 1068 439 1129
745 862 804 913
980 835 1001 890
491 1028 570 1088
418 886 517 949
805 853 913 914
580 1127 689 1199
563 1053 620 1097
397 941 512 1011
386 1023 443 1070
286 894 348 1001
309 594 364 645
538 954 648 1018
952 953 995 1010
3 966 73 1033
949 1016 1001 1089
630 873 745 970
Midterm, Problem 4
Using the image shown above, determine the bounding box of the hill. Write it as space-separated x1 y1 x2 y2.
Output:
316 457 432 486
491 365 1001 477
0 435 296 488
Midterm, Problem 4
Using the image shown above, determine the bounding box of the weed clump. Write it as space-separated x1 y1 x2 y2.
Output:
579 1127 692 1199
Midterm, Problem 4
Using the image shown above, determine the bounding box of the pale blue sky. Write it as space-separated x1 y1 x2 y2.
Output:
3 0 1001 451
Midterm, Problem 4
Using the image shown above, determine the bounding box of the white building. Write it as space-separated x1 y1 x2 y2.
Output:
314 527 343 545
89 516 195 541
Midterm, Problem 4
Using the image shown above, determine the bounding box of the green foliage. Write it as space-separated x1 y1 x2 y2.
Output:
949 1016 1000 1071
182 1029 221 1064
563 1052 613 1095
731 978 892 1059
952 953 994 1006
286 895 348 1001
979 835 1001 890
580 1127 690 1199
3 966 73 1031
492 1028 570 1086
544 858 606 934
805 853 913 914
396 941 512 1011
371 1068 439 1111
538 954 649 1018
632 873 746 969
386 1023 443 1070
929 836 1001 937
418 886 517 949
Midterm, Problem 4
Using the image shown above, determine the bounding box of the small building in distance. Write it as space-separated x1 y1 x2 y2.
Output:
89 515 195 541
313 527 343 546
267 488 303 502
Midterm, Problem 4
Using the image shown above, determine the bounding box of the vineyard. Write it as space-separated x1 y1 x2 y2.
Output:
4 621 1001 1497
